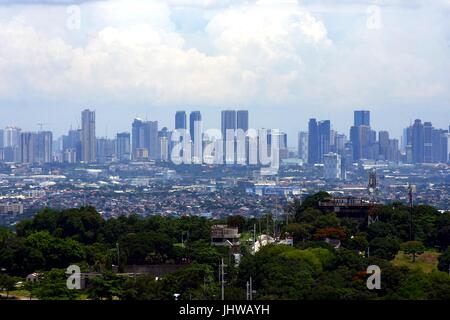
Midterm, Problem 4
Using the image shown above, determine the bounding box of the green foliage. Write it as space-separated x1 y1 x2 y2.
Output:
31 269 78 300
401 241 425 263
438 247 450 273
369 237 400 260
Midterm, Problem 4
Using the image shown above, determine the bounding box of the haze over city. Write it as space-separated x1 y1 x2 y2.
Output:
0 0 449 143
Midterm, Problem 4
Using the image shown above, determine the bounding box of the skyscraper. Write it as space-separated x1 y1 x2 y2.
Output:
132 118 145 160
20 132 37 164
81 109 96 163
144 121 159 160
297 131 308 163
237 110 249 132
36 131 53 163
324 153 342 180
116 132 131 161
378 131 389 160
308 119 319 164
175 111 187 130
221 110 236 163
189 111 202 163
354 110 370 127
412 119 424 164
318 120 330 163
423 122 433 163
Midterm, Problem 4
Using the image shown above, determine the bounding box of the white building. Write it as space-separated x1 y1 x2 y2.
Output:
324 152 341 180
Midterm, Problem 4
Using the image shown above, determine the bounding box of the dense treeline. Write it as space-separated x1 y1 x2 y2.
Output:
1 192 450 300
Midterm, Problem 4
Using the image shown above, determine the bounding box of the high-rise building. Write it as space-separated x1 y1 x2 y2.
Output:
318 120 330 163
354 110 370 127
36 131 53 163
308 119 319 164
189 112 202 163
412 119 424 164
20 132 37 164
324 152 342 180
189 111 202 142
144 121 159 160
378 131 389 160
297 131 308 163
0 129 3 150
97 138 116 164
159 127 172 162
132 118 145 160
4 126 21 149
81 109 96 163
175 111 187 130
116 132 131 161
351 125 371 160
221 110 236 163
237 110 249 132
424 122 433 163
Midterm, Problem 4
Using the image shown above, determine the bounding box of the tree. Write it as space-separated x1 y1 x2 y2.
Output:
369 237 400 260
0 273 16 298
31 269 78 300
86 272 123 300
438 247 450 273
401 241 425 263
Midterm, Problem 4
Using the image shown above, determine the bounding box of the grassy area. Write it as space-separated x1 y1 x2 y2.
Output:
392 250 441 273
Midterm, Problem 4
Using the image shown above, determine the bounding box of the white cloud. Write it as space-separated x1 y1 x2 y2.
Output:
0 0 448 134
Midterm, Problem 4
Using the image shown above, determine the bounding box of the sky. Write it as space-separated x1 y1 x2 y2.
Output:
0 0 449 147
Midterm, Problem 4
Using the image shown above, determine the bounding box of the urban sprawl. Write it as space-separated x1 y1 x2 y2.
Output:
0 109 449 226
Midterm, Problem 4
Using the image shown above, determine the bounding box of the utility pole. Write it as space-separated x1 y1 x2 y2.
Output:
408 184 414 241
249 276 253 301
246 281 249 300
116 242 120 269
220 258 226 301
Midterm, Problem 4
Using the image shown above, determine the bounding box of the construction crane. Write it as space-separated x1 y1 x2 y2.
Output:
37 123 50 131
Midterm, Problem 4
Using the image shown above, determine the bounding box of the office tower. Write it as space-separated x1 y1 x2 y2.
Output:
144 121 159 160
354 110 370 127
334 133 346 155
97 138 116 164
237 110 249 132
343 142 354 168
63 129 82 163
323 153 341 180
221 110 236 163
36 131 53 163
432 129 448 163
20 132 37 164
116 132 131 161
412 119 424 163
189 111 202 142
387 139 399 163
221 110 236 138
297 131 308 163
189 111 202 163
276 132 288 160
81 109 96 163
318 120 330 163
0 130 3 161
423 122 433 163
350 124 371 161
4 126 21 148
378 131 389 160
132 118 145 160
308 119 319 164
175 111 187 130
159 127 171 162
0 129 3 150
